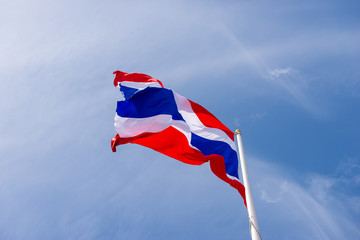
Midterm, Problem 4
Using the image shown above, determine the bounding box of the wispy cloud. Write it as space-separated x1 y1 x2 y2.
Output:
265 67 322 115
253 157 360 240
250 112 267 121
268 68 293 78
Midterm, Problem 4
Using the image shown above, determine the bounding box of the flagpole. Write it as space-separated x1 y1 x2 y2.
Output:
235 129 261 240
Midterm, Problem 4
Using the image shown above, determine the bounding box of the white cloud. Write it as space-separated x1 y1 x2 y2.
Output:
265 66 328 116
252 157 360 240
268 68 293 78
250 112 267 121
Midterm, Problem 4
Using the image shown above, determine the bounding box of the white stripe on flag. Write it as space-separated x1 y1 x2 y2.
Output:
173 92 237 151
119 81 162 89
114 114 172 137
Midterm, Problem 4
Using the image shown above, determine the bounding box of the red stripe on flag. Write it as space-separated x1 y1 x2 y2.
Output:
113 71 164 88
112 127 246 206
189 100 234 141
112 127 207 165
209 157 247 207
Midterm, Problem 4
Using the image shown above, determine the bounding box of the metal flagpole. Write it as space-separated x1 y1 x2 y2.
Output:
235 129 262 240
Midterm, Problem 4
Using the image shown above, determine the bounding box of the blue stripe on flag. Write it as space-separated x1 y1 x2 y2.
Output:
119 85 138 100
116 87 185 121
191 133 239 179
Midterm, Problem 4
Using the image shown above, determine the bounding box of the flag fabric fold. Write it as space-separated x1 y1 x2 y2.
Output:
111 71 246 205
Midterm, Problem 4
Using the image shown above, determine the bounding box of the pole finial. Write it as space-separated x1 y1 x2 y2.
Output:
235 129 242 135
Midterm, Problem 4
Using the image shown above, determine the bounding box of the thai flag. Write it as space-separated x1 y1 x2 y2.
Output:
111 71 246 205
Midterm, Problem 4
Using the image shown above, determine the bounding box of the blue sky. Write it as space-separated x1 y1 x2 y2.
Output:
1 0 359 239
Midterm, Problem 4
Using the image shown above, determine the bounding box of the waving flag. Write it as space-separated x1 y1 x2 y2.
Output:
111 71 246 205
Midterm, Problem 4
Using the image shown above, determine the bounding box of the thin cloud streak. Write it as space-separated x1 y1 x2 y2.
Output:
222 28 327 117
253 157 360 240
265 67 322 116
